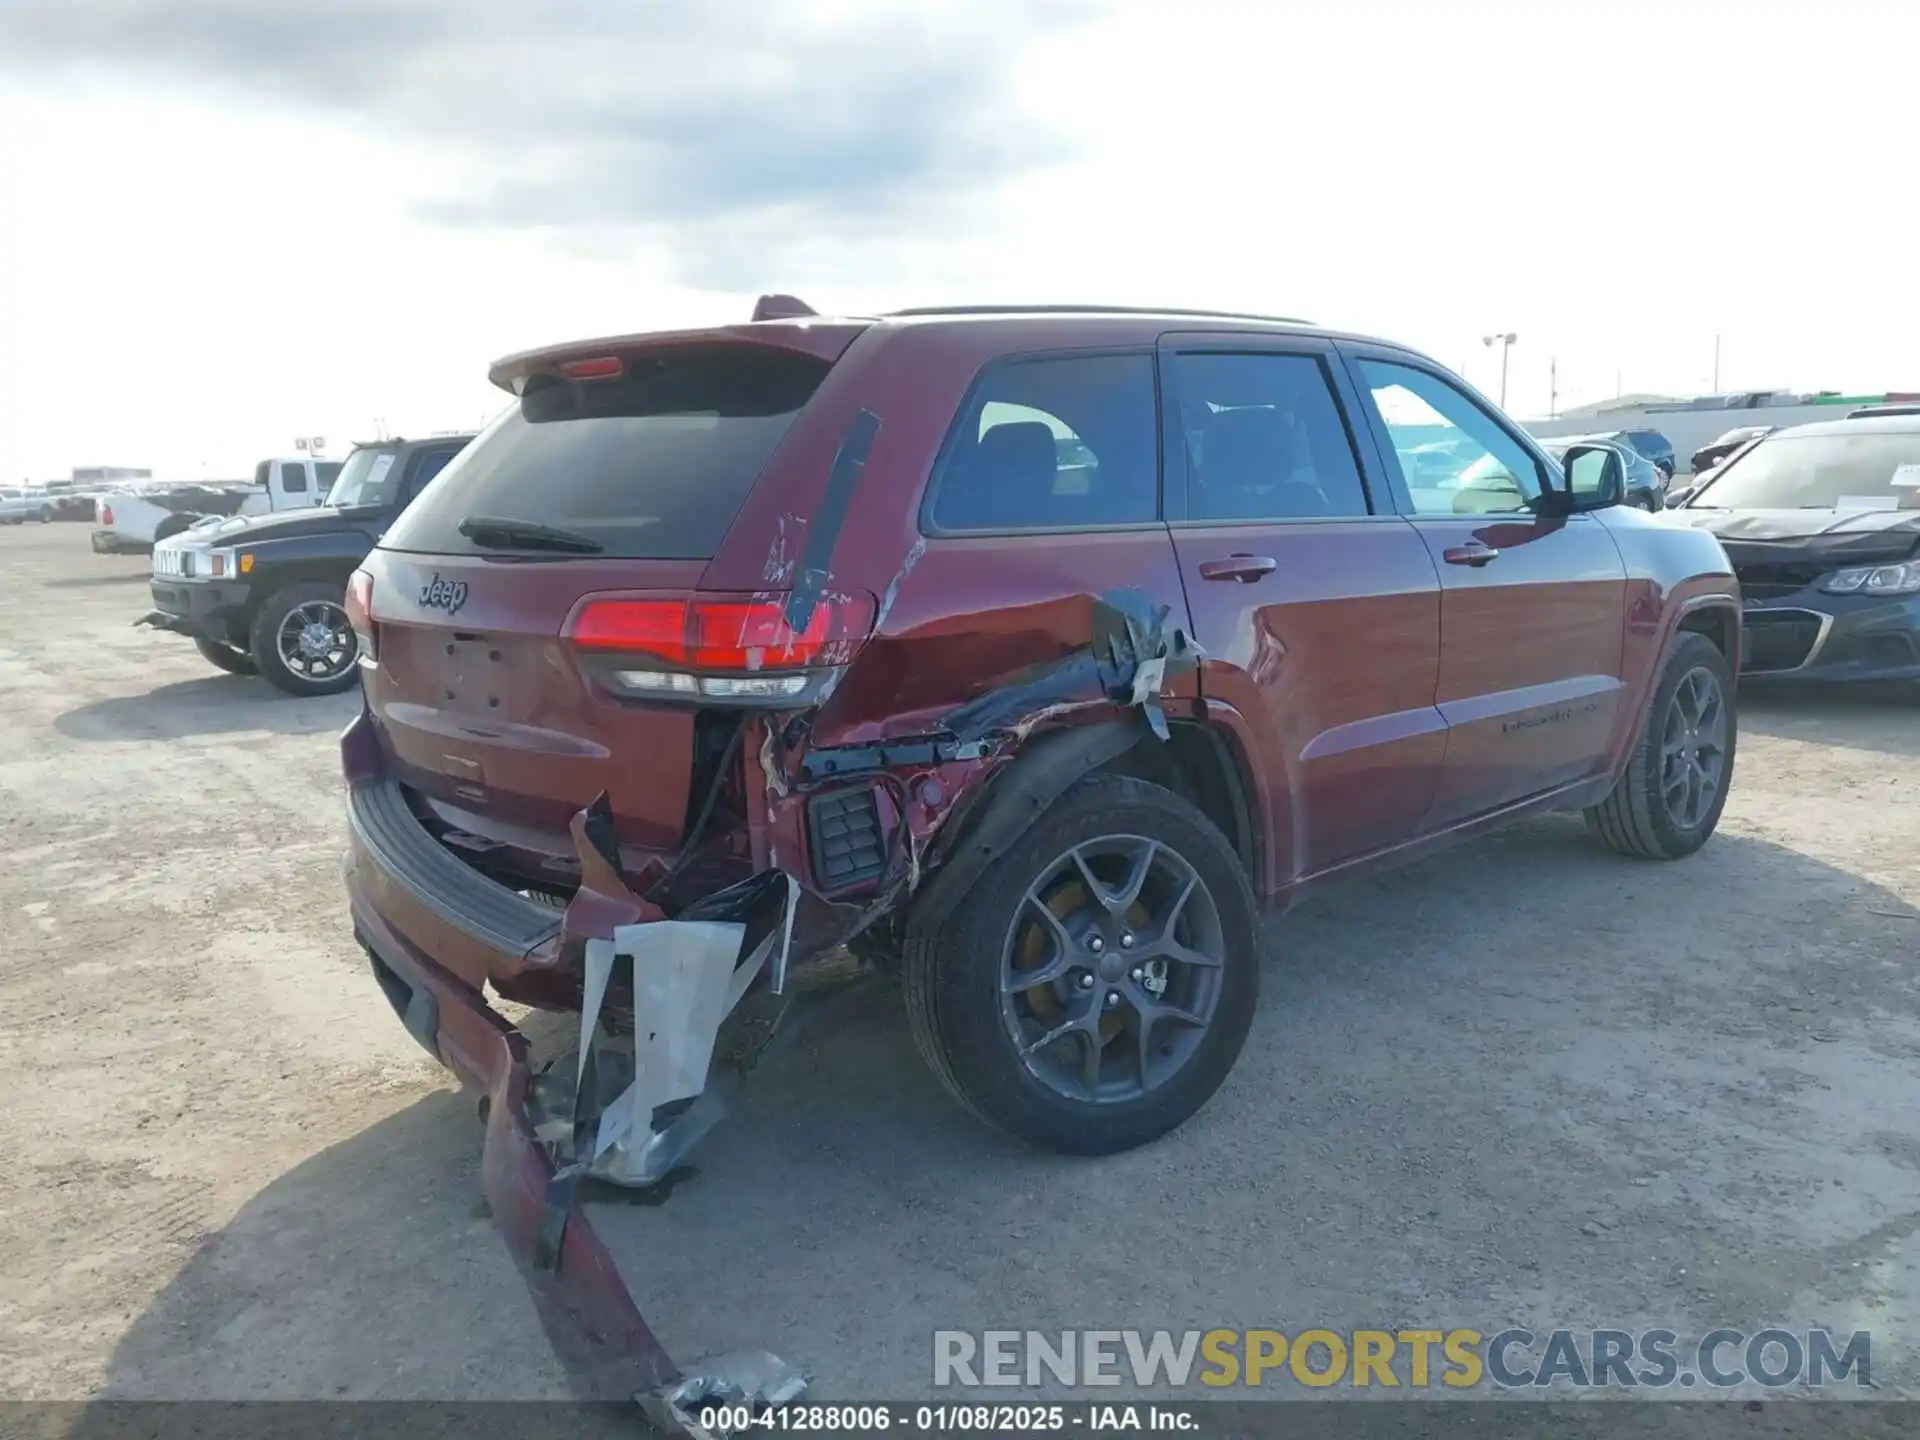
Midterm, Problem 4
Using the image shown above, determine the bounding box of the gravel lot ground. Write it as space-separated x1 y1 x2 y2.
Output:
2 522 1916 1408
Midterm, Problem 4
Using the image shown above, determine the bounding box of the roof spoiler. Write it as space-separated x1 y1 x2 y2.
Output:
751 293 818 322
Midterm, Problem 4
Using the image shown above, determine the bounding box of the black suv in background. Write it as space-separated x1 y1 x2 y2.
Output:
140 434 475 694
1604 428 1676 481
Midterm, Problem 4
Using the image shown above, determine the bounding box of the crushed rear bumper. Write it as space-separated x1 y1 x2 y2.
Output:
345 714 810 1420
347 885 683 1401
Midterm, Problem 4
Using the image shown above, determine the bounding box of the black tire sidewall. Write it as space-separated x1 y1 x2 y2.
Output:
193 636 258 675
914 772 1259 1155
1632 632 1737 856
248 580 360 696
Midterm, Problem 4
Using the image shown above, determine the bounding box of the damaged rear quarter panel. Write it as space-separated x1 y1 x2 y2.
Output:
701 323 1202 922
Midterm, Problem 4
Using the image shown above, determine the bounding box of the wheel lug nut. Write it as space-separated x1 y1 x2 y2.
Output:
1088 936 1104 953
1130 966 1143 981
1120 932 1135 949
1078 973 1095 991
1104 992 1119 1008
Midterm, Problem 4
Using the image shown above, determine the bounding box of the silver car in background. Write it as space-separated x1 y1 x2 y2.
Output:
0 488 54 525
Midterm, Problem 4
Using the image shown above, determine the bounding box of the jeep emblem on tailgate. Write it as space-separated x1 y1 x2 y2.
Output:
419 574 469 615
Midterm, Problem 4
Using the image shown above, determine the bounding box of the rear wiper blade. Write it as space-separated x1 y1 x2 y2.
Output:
457 516 603 553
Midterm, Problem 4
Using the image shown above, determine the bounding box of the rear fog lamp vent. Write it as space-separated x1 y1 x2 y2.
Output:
808 787 888 890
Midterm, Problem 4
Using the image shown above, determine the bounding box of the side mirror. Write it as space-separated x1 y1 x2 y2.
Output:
1559 443 1623 512
1666 482 1698 507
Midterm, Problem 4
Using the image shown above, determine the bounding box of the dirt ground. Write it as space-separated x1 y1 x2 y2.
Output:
2 521 1916 1405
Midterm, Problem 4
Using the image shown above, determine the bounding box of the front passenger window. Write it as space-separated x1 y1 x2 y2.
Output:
1357 360 1545 516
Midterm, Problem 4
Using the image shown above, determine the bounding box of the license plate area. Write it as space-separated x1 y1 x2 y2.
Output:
435 632 509 714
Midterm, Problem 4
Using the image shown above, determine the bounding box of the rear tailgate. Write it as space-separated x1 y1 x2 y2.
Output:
361 331 864 857
361 552 708 849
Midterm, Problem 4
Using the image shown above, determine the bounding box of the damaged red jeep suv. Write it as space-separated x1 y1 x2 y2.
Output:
342 301 1741 1183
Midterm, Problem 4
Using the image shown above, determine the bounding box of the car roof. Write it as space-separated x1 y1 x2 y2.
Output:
489 305 1436 393
1772 414 1920 439
883 303 1314 325
346 435 478 451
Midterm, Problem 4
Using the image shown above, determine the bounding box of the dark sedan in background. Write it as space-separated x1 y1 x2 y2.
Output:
1543 435 1667 510
1689 424 1773 477
1672 415 1920 687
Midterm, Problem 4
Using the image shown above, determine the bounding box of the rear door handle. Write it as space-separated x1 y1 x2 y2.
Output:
1197 553 1278 583
1442 542 1499 567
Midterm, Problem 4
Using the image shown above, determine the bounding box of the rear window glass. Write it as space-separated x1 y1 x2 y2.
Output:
315 461 343 490
382 345 831 559
279 462 308 494
928 354 1157 531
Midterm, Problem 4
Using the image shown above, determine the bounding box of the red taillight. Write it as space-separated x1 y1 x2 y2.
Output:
99 504 113 526
569 592 874 669
556 356 624 381
345 570 377 663
569 598 687 660
566 591 876 703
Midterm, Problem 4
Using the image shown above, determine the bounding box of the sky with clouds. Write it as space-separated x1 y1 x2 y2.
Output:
1 0 1915 481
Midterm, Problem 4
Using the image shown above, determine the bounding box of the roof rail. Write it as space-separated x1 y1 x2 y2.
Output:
1846 403 1920 419
883 303 1313 325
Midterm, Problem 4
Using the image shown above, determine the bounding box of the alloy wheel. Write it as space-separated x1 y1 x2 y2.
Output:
1659 666 1727 829
998 835 1226 1104
277 600 356 681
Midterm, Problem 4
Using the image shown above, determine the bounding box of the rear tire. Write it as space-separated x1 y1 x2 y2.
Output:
38 505 54 523
248 580 361 696
903 773 1258 1155
1586 631 1736 859
194 636 258 676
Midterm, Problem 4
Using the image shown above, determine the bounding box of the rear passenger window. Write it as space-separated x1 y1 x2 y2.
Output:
929 354 1157 531
1168 353 1370 520
279 462 309 494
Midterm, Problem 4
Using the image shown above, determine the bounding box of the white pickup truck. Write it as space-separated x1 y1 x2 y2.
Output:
0 487 57 525
91 456 341 554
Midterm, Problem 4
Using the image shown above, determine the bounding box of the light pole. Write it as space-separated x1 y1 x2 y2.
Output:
1482 332 1518 409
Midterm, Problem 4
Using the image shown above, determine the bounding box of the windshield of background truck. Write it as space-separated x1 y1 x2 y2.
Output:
323 449 400 509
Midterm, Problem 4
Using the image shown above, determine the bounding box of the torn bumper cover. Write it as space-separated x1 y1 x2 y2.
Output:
348 881 684 1402
346 778 808 1420
536 869 799 1190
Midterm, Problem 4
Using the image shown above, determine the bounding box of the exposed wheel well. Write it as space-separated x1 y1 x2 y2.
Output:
1677 604 1736 664
1097 720 1260 883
